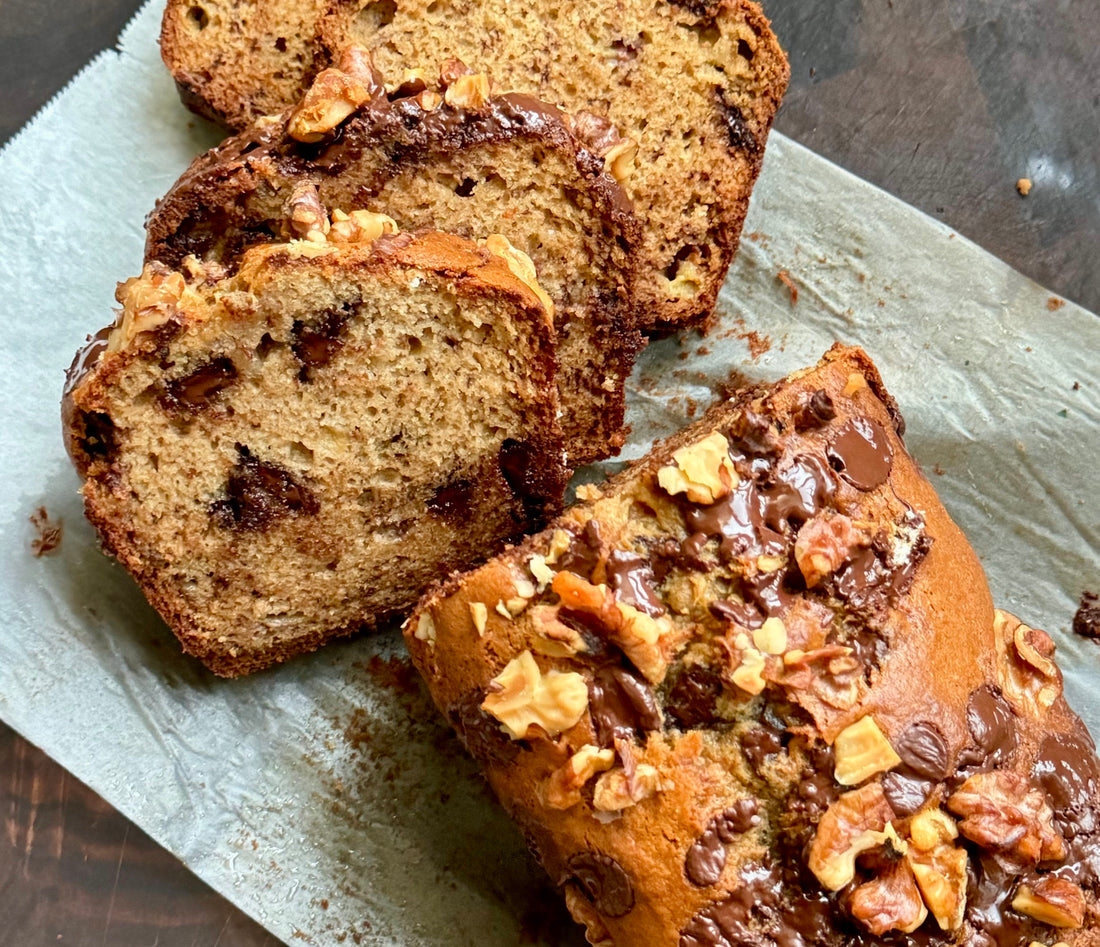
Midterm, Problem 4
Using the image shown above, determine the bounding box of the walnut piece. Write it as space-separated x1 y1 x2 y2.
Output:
111 265 190 351
808 782 897 890
656 432 738 504
546 744 616 810
753 617 788 655
288 60 376 142
412 611 436 647
482 234 555 317
328 208 398 244
947 770 1065 867
528 604 588 657
907 808 968 931
551 571 670 683
469 601 488 637
603 138 637 183
593 763 661 811
794 513 865 588
444 72 491 109
481 650 588 740
1011 877 1085 929
849 858 928 935
833 716 901 786
995 610 1063 712
284 183 330 243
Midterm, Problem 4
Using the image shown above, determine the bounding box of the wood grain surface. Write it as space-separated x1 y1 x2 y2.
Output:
1 0 1096 944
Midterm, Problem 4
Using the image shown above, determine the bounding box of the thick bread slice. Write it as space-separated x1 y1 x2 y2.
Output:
405 345 1100 946
63 229 568 676
146 53 644 465
160 0 790 330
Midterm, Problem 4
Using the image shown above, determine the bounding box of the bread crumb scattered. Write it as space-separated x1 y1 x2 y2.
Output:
1016 177 1032 196
776 270 798 306
29 506 63 557
1047 296 1065 311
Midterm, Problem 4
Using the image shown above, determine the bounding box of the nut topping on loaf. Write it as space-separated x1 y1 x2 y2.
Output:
405 345 1100 946
63 228 568 676
159 0 790 329
146 54 643 464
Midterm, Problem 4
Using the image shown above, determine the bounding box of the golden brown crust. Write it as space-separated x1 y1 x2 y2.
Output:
406 345 1100 946
65 231 568 676
159 0 790 331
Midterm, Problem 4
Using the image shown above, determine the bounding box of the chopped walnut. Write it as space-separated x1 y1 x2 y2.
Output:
482 234 555 316
995 610 1063 712
593 763 661 811
808 783 897 890
328 208 398 244
602 138 637 183
551 571 670 682
283 183 330 243
545 529 572 565
1011 877 1085 929
907 808 968 931
288 57 376 142
111 265 190 351
481 650 588 740
546 744 616 809
443 72 491 109
656 432 738 505
730 640 767 696
469 601 488 637
834 716 901 786
947 771 1065 868
849 857 928 935
752 617 788 655
413 611 436 647
529 553 555 591
528 604 588 657
794 513 865 588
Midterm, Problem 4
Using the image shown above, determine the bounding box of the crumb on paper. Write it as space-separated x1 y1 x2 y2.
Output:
1016 177 1032 196
877 299 885 308
1047 296 1065 311
1074 591 1100 641
29 506 63 557
776 269 799 306
933 464 945 476
1073 381 1081 391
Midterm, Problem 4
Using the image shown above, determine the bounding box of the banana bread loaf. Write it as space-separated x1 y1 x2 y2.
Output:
147 50 644 465
405 345 1100 945
63 226 568 676
159 0 790 330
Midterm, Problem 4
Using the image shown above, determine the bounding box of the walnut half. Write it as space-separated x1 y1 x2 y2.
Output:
481 650 588 740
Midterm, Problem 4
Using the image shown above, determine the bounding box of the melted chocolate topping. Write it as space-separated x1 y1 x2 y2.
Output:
558 520 603 581
881 721 950 815
959 685 1018 770
665 664 726 729
685 800 761 887
827 417 894 491
606 549 664 617
794 390 836 430
588 665 662 747
565 852 635 918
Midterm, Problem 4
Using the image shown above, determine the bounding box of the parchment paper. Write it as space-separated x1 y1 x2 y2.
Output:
0 3 1097 945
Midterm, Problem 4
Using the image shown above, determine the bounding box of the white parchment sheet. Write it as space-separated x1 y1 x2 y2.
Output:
0 3 1097 945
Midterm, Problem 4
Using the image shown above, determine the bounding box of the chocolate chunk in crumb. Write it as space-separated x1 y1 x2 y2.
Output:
162 356 239 410
665 664 726 729
1073 591 1100 641
713 89 759 154
427 477 475 522
606 549 664 617
589 665 662 747
211 447 319 531
291 304 353 380
566 852 635 917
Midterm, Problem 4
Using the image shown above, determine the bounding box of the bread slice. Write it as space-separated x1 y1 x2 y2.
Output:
405 345 1100 945
146 52 644 465
63 227 568 676
160 0 790 330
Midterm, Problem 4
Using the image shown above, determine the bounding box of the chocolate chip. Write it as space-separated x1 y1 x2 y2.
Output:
685 802 761 887
959 685 1018 770
713 89 759 154
566 852 634 918
826 416 894 491
162 356 238 410
794 389 836 430
291 305 352 380
427 478 475 522
210 446 319 531
75 410 118 464
498 438 544 514
589 665 662 747
606 550 664 617
446 689 519 766
665 664 725 729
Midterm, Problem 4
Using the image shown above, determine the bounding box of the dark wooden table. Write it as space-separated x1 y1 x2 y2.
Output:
2 0 1097 944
